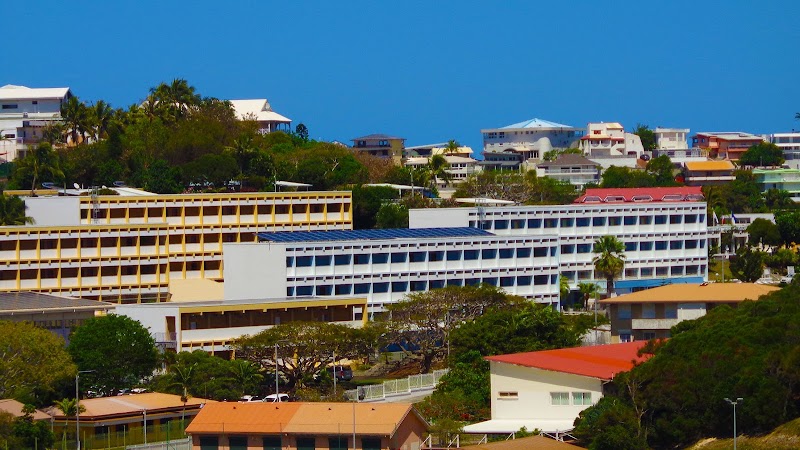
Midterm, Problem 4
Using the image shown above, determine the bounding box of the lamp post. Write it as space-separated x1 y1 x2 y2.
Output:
724 397 743 450
75 370 95 450
274 340 291 402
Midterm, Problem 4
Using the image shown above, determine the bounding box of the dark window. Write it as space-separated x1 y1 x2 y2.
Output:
655 215 667 225
494 220 509 230
297 437 316 450
446 250 462 261
372 253 389 264
516 248 531 258
1 104 18 110
517 276 532 286
229 436 247 450
670 240 683 250
410 281 427 291
429 251 444 262
640 241 653 251
263 436 282 450
391 281 408 292
286 257 294 267
624 216 637 226
609 216 622 226
639 215 652 224
528 218 542 228
500 276 515 287
533 247 547 257
447 279 463 287
592 217 606 226
464 250 479 260
511 219 525 229
287 287 294 296
577 244 592 253
354 283 370 294
544 218 558 228
372 282 389 293
316 285 332 296
409 251 426 263
561 244 575 254
296 256 313 267
199 436 219 450
296 286 313 296
335 284 352 295
328 437 347 450
481 249 497 259
534 275 549 285
670 215 682 224
465 278 480 286
482 277 498 286
625 242 637 252
560 218 574 228
430 279 445 289
334 255 351 265
315 255 332 266
499 248 514 259
391 252 407 263
362 437 382 450
576 217 590 227
655 241 667 250
354 254 370 265
685 214 698 223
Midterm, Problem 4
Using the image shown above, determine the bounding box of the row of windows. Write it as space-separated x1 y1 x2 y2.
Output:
473 214 705 231
198 435 381 450
562 264 706 281
286 247 554 267
288 275 556 296
617 304 678 320
551 391 593 406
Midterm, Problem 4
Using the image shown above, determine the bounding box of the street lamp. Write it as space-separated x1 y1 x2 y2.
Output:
724 397 744 450
75 370 95 450
274 340 291 402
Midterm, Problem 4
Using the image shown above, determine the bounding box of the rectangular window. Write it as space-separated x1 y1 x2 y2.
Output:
516 248 531 258
482 249 497 259
511 219 525 229
410 280 427 291
286 257 294 267
372 282 389 293
354 283 370 294
498 391 519 398
656 266 669 276
517 276 532 286
494 220 509 230
409 251 426 263
655 215 667 225
430 279 445 289
640 241 653 251
199 436 219 450
533 275 549 285
655 241 667 250
1 104 18 110
642 303 656 319
328 437 347 450
561 244 575 254
446 279 463 287
464 249 479 260
315 255 332 266
671 266 684 276
593 217 606 226
391 281 407 292
229 436 247 450
499 248 514 259
618 304 631 320
297 437 316 450
429 251 444 262
572 392 593 406
533 247 548 257
643 331 657 340
544 218 558 228
316 285 332 296
577 243 592 253
576 217 590 227
362 438 381 450
334 255 351 265
639 215 652 225
560 218 574 228
500 276 515 287
670 215 683 224
335 284 352 295
551 392 570 406
528 218 542 229
609 216 622 226
446 250 462 261
625 242 637 252
685 240 698 249
685 214 698 223
665 304 678 319
482 277 498 286
354 254 370 265
296 286 313 296
372 253 388 264
640 267 653 277
263 436 282 450
686 265 699 275
670 240 683 250
391 252 407 263
624 216 637 226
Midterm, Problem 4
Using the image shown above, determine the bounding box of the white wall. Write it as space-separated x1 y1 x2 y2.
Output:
114 304 179 336
408 208 470 229
677 303 707 321
25 196 81 226
223 243 287 300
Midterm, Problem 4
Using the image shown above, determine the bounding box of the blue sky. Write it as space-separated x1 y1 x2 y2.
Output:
5 1 799 153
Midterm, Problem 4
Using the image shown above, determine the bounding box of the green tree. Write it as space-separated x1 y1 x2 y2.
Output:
13 407 56 450
417 351 490 422
738 141 785 167
295 123 309 142
578 282 601 310
645 154 678 186
68 315 159 395
427 154 452 188
775 210 800 246
375 202 408 228
600 166 655 188
351 185 399 229
747 218 781 249
443 139 460 155
0 411 21 449
13 143 64 196
53 398 85 443
150 350 240 401
0 321 75 401
0 193 33 225
229 360 264 397
632 124 656 151
764 188 796 211
725 170 767 213
60 96 90 145
592 236 626 296
729 245 765 282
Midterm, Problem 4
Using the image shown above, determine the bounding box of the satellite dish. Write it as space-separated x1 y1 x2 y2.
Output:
102 185 107 189
73 183 80 190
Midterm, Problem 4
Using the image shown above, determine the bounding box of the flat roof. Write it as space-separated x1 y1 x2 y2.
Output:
684 160 736 171
351 133 405 141
0 84 71 100
0 292 113 314
117 296 368 311
256 227 492 243
599 283 779 304
486 341 649 380
694 132 763 141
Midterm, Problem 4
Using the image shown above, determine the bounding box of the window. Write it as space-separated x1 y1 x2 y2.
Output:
286 257 294 267
671 266 684 276
297 437 316 450
335 284 352 295
561 244 575 254
576 217 590 227
516 247 531 258
329 436 347 450
609 216 622 226
494 220 509 230
572 392 593 406
533 275 549 285
551 392 570 406
354 283 370 294
533 247 548 257
411 280 427 291
447 279 463 287
199 436 219 450
1 104 18 110
665 304 678 319
500 276 515 287
544 218 558 228
642 303 656 319
296 286 313 296
464 249 479 260
362 438 382 450
372 253 388 264
577 243 592 253
354 254 370 265
482 249 497 259
446 250 462 261
263 436 282 450
528 218 542 228
373 282 389 293
391 252 407 263
620 332 632 343
640 241 653 251
560 218 574 228
685 214 698 223
517 276 532 286
229 436 247 450
670 240 683 250
685 240 698 249
643 331 657 340
409 251 426 263
655 215 667 225
430 279 445 289
498 391 518 398
315 255 332 266
334 255 351 265
656 266 669 276
618 304 631 320
624 216 637 226
639 215 653 225
592 217 606 226
640 267 653 277
391 281 407 292
511 219 525 229
465 278 480 286
499 248 514 259
669 215 683 224
655 241 667 250
316 285 332 296
625 242 637 252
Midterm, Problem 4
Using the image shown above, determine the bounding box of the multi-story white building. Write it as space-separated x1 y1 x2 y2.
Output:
229 99 291 134
410 187 709 295
766 131 800 168
222 228 561 312
405 155 481 187
579 122 644 158
753 167 800 201
0 84 72 161
654 127 690 150
481 118 583 169
535 153 601 188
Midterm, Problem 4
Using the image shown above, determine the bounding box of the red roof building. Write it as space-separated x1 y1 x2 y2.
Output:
574 186 704 203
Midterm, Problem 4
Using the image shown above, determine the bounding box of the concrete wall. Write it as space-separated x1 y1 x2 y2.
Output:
25 196 81 226
223 242 287 300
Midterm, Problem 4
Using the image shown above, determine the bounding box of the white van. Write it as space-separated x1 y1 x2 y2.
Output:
263 393 290 403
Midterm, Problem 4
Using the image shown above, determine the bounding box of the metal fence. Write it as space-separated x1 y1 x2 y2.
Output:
345 369 448 402
127 437 192 450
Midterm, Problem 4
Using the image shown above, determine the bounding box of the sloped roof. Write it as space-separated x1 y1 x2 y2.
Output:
0 399 51 421
694 132 763 141
229 99 291 123
599 283 779 304
485 341 649 380
574 186 704 203
684 160 736 171
0 84 71 100
351 134 406 141
499 118 575 130
538 153 599 167
49 393 213 419
0 292 113 314
186 402 427 436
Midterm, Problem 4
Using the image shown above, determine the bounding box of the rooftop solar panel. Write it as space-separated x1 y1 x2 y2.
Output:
256 227 493 243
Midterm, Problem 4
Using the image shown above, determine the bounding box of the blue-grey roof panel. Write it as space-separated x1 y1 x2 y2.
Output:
256 227 493 243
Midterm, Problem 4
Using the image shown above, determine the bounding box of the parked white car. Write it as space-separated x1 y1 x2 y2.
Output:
263 393 290 403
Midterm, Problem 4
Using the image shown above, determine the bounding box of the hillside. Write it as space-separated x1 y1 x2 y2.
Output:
687 417 800 450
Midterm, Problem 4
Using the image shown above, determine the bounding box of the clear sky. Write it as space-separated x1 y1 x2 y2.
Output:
5 1 799 153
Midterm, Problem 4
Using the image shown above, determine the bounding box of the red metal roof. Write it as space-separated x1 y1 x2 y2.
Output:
574 186 704 203
485 341 650 380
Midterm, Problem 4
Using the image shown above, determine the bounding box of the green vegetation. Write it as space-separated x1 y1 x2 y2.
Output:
738 142 785 167
574 282 800 449
633 124 657 151
453 170 578 204
592 235 626 296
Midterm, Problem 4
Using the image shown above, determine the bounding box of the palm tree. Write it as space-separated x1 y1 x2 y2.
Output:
229 360 264 397
226 135 257 175
427 154 452 188
578 282 600 310
592 235 626 297
92 100 114 140
150 78 200 121
53 398 85 442
444 139 460 155
15 143 64 196
169 363 196 423
0 192 34 225
60 97 89 145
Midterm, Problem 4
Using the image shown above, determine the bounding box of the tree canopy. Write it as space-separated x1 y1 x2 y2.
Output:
67 314 159 395
632 124 657 151
454 170 578 205
738 142 785 167
592 236 626 296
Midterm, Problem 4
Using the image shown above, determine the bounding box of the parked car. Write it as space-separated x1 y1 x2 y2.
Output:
327 365 354 381
238 395 262 403
263 393 290 403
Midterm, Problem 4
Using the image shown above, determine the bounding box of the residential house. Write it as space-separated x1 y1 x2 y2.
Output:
405 155 481 187
463 342 650 435
654 127 690 150
403 142 474 159
229 99 291 134
0 84 72 161
682 160 736 186
0 399 50 421
535 154 601 188
766 131 800 168
600 283 779 343
691 132 764 160
481 118 583 170
753 167 800 202
351 134 406 164
0 292 112 342
184 402 428 450
579 122 644 158
47 393 213 449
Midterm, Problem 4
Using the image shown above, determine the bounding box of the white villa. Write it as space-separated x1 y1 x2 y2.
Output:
579 122 644 158
0 84 72 160
229 99 291 134
481 118 584 170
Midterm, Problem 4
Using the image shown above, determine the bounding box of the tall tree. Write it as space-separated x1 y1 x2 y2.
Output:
427 154 452 188
229 360 264 397
91 100 115 140
738 141 785 167
747 218 781 249
645 154 678 186
60 96 89 145
775 210 800 246
578 282 601 309
68 314 159 395
13 143 64 196
593 235 626 296
0 192 33 225
443 139 460 155
295 123 309 142
633 124 657 151
729 245 766 282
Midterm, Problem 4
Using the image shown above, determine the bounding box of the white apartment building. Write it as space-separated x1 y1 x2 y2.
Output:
655 127 690 150
222 228 561 312
767 131 800 168
579 122 644 158
481 118 583 169
405 155 481 186
0 84 72 161
409 187 709 295
535 153 601 188
229 99 291 134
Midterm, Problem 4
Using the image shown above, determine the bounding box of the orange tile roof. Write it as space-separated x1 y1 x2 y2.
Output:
50 393 214 419
186 402 427 436
0 399 51 421
684 160 735 171
466 435 580 449
485 342 648 380
599 283 779 304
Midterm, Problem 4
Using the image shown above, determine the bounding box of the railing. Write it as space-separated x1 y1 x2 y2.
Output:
127 438 192 450
345 369 448 402
56 419 189 450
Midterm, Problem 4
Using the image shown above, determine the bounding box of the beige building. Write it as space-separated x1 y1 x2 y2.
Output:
600 283 779 343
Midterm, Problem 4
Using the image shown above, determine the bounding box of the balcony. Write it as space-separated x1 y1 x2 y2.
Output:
631 318 679 330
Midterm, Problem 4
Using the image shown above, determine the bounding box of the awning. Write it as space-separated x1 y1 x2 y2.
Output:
462 419 575 434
